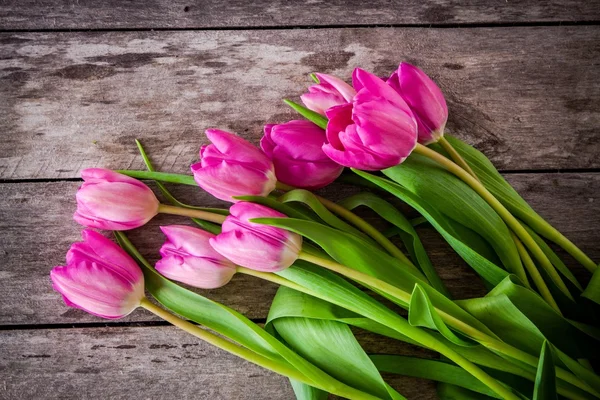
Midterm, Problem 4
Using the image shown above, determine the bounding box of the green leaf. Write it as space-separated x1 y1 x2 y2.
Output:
437 383 497 400
236 194 321 222
441 135 596 273
283 99 328 129
117 169 197 185
272 311 405 399
266 283 413 344
267 264 591 399
134 139 225 234
473 275 600 360
457 279 600 394
383 153 525 281
523 224 583 292
278 189 370 241
583 267 600 306
533 341 557 400
409 284 477 347
114 232 353 393
255 217 426 292
255 217 499 339
353 169 510 286
338 192 450 297
290 380 328 400
370 355 500 398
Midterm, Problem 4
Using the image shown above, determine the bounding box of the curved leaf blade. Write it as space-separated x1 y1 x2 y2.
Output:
339 192 449 296
409 284 477 347
353 170 510 286
533 341 557 400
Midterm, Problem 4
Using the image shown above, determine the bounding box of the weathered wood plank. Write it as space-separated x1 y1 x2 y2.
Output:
0 325 438 399
1 0 599 30
0 173 598 326
1 27 599 180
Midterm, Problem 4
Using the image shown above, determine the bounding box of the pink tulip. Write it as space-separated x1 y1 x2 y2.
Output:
209 202 302 272
261 120 344 189
300 73 356 115
50 230 145 319
156 225 236 289
191 129 277 202
74 168 160 231
321 68 418 171
387 63 448 145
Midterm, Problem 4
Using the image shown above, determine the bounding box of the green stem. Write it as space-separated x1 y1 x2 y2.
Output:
297 253 519 400
413 144 574 301
507 234 533 289
439 139 596 273
539 224 598 273
512 234 561 313
438 137 480 181
158 204 227 224
297 251 599 399
275 181 423 279
142 297 378 400
140 298 315 386
437 138 564 312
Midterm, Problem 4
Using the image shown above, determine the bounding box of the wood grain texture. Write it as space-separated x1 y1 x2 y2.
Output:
0 325 438 399
1 173 598 326
1 0 599 30
1 27 600 180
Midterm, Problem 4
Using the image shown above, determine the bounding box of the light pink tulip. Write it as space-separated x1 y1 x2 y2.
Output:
300 73 356 115
387 63 448 145
261 120 344 189
156 225 236 289
191 129 277 202
321 68 418 171
74 168 159 231
209 202 302 272
50 230 145 319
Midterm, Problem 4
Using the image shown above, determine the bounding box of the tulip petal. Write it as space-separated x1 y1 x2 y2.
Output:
191 161 276 202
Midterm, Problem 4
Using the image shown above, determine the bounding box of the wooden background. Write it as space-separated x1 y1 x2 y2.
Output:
1 1 599 399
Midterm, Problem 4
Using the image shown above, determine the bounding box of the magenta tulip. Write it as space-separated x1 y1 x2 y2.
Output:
387 63 448 145
321 68 418 171
209 202 302 272
261 120 344 189
74 168 159 230
300 73 356 115
191 129 277 202
156 225 237 289
50 230 145 319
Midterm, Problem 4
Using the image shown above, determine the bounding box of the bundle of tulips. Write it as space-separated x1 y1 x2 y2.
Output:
50 63 600 400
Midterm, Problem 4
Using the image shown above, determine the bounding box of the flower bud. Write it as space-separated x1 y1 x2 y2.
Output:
322 68 418 171
261 120 344 189
209 202 302 272
191 129 277 202
74 168 159 231
50 230 145 319
156 225 236 289
300 73 356 115
387 63 448 145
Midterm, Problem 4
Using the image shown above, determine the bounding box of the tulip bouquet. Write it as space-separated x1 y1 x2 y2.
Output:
50 63 600 400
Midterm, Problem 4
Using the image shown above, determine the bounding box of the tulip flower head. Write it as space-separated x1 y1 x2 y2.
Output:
261 120 344 189
156 225 237 289
300 73 356 115
191 129 277 202
210 202 302 272
322 68 418 171
387 63 448 145
50 229 145 319
74 168 160 231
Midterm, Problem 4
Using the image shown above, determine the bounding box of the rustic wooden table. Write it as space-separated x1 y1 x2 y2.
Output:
1 1 599 399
